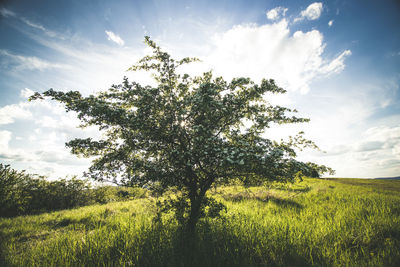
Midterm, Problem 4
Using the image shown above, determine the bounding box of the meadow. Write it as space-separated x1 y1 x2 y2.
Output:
1 177 399 266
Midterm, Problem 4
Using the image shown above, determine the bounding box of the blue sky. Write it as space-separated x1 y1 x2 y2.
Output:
0 0 399 178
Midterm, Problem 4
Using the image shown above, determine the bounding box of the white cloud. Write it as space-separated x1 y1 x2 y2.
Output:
203 20 350 94
267 71 400 178
363 126 400 154
105 30 125 46
352 126 400 175
320 50 352 75
1 11 151 92
0 130 12 150
296 2 323 22
0 131 90 177
20 17 58 38
0 103 33 125
355 141 384 152
20 17 46 32
20 88 34 99
328 20 334 27
296 103 400 178
0 49 69 71
0 7 16 17
1 8 58 38
0 90 99 177
0 150 36 163
266 7 288 21
0 130 38 163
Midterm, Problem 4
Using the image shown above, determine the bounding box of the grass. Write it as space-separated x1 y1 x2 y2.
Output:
1 177 400 266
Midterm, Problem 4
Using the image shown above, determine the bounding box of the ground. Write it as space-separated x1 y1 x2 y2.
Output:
1 178 400 266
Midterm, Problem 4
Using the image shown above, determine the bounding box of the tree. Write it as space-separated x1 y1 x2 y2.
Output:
30 37 323 232
303 162 335 178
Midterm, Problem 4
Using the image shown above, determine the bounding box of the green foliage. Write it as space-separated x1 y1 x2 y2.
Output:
30 37 327 229
0 164 31 216
0 164 147 217
303 162 336 178
155 195 226 227
1 178 400 266
0 163 93 216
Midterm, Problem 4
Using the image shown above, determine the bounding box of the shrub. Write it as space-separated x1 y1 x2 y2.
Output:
0 164 31 217
0 164 147 217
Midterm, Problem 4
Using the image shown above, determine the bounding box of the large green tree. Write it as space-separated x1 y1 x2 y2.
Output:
31 37 323 231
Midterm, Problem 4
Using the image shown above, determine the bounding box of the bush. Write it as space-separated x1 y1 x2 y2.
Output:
26 177 93 212
0 164 148 217
0 164 31 216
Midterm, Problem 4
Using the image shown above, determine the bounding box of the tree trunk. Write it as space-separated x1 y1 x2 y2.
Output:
184 175 214 234
186 194 202 234
179 194 204 266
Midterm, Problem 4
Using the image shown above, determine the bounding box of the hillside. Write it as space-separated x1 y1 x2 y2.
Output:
1 178 400 266
374 177 400 180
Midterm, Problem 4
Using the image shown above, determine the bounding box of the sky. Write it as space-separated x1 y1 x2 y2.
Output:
0 0 399 179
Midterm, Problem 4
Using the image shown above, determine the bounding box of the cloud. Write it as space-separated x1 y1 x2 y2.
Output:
363 126 400 154
320 50 352 75
299 120 400 177
0 131 90 176
0 88 86 129
203 20 351 94
324 145 351 156
0 130 37 163
328 20 334 27
355 125 400 175
1 10 150 92
0 7 16 17
295 2 323 22
0 89 98 177
266 7 288 21
20 17 58 37
0 151 33 162
20 88 34 99
105 30 125 46
377 159 400 170
274 71 400 178
0 49 69 71
356 141 384 152
0 103 32 125
0 130 12 150
1 8 58 38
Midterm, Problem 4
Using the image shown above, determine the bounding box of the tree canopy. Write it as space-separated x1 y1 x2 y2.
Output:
30 36 328 230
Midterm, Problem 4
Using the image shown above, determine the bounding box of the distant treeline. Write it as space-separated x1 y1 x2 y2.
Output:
0 164 148 217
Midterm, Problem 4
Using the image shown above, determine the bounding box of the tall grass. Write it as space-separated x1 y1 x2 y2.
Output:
1 178 400 266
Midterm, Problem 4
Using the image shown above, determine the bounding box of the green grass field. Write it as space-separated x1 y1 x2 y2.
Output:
1 178 400 266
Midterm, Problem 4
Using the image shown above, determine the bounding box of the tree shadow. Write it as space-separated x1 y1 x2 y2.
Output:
44 216 103 231
289 186 311 193
44 217 77 229
268 197 303 210
0 215 330 267
127 221 326 267
223 190 304 210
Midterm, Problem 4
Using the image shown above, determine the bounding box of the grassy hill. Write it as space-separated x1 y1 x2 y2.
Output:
1 178 400 266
